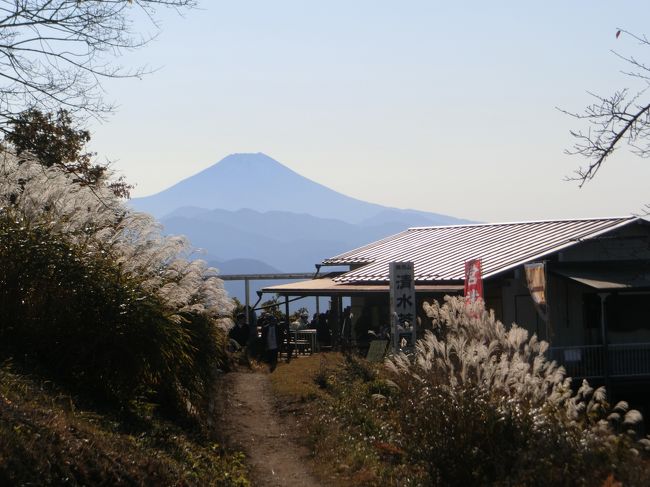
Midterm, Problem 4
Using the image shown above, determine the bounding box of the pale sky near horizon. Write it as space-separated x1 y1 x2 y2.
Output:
88 1 650 223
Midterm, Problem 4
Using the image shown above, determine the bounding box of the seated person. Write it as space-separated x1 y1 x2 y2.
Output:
290 311 310 330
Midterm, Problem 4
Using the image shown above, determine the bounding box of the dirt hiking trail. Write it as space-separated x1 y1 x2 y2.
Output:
219 371 326 487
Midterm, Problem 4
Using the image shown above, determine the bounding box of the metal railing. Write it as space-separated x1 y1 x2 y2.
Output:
609 343 650 377
548 343 650 379
548 345 605 379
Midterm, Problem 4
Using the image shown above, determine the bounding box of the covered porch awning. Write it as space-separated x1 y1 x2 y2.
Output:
553 264 650 290
261 276 462 297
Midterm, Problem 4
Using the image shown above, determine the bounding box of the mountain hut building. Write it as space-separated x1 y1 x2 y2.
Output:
261 216 650 395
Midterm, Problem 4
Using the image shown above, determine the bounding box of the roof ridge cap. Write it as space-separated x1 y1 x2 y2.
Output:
408 215 637 231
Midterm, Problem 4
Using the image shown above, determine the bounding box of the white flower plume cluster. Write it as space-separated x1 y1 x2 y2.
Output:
0 149 233 327
387 296 647 452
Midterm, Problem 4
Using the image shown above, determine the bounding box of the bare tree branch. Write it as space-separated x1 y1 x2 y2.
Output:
0 0 195 125
563 29 650 186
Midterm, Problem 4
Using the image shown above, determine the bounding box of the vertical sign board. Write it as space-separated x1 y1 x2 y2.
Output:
389 261 417 352
464 259 483 303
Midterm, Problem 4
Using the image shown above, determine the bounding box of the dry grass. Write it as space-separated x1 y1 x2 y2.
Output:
267 353 389 487
290 298 650 486
0 364 250 486
269 353 344 402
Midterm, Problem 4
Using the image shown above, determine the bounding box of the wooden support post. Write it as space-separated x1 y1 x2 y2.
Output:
285 295 292 362
330 296 341 350
599 292 610 396
245 278 250 325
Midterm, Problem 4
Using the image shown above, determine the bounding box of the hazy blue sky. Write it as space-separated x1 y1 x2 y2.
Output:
88 1 650 222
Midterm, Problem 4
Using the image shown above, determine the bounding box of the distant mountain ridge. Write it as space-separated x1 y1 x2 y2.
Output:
161 207 450 271
132 153 470 226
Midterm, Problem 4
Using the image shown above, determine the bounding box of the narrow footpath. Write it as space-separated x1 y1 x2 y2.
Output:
219 371 325 487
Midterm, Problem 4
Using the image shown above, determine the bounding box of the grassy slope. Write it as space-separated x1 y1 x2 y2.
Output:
0 364 249 486
269 353 650 487
268 353 343 402
267 353 387 487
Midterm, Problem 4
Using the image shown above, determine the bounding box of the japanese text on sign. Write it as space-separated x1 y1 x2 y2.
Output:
389 261 417 350
464 258 483 303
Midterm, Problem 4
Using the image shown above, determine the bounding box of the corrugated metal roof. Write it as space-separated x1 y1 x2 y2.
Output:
324 216 641 283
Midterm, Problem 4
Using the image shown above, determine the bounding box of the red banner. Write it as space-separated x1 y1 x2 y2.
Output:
464 259 483 303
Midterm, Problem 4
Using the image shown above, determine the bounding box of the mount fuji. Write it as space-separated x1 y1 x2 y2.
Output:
131 153 472 273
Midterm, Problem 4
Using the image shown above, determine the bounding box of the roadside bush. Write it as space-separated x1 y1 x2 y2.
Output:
0 149 233 422
307 298 650 486
386 296 650 486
